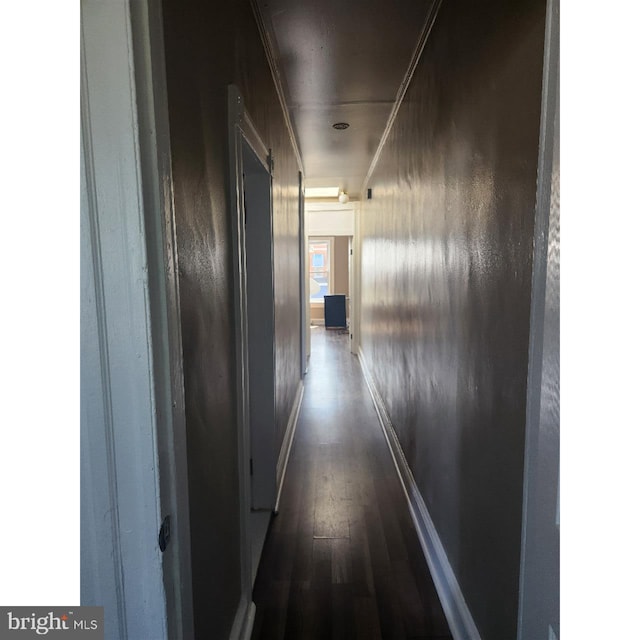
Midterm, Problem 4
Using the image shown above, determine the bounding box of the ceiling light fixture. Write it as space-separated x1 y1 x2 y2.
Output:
338 191 349 204
332 122 349 130
305 186 340 198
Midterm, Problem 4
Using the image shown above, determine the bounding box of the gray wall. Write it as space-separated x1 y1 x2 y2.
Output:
359 0 546 637
161 0 301 636
518 0 559 635
334 236 350 296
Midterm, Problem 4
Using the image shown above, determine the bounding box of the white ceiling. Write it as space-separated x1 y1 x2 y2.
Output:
255 0 436 198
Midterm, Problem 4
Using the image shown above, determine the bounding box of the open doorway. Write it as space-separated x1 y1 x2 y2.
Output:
242 137 276 585
305 200 356 357
243 138 277 508
308 235 351 329
228 86 278 601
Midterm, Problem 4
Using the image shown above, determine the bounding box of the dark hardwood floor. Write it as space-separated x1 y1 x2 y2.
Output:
251 328 452 640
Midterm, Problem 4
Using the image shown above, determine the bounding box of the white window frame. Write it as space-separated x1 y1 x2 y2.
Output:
308 236 334 305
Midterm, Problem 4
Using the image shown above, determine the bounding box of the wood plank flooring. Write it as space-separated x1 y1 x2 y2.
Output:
251 328 452 640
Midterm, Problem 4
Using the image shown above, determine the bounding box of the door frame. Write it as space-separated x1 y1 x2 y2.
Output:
517 0 559 636
243 137 277 511
298 171 307 374
227 84 277 638
81 1 193 638
128 2 195 637
351 201 361 355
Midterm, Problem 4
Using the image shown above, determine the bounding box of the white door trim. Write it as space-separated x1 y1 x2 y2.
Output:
298 172 307 374
351 202 362 354
227 85 254 639
128 1 194 637
81 1 195 637
227 84 278 640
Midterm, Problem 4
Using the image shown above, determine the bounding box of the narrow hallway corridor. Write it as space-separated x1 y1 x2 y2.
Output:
251 329 452 640
78 0 560 635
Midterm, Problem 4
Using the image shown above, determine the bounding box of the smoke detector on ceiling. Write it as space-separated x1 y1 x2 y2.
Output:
332 122 350 130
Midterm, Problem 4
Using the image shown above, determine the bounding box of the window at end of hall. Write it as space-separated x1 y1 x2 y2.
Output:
309 239 331 303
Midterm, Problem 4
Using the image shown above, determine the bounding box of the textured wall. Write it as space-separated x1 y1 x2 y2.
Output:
360 0 546 637
161 0 301 636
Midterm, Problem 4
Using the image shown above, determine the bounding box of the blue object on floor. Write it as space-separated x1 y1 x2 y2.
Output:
324 294 347 328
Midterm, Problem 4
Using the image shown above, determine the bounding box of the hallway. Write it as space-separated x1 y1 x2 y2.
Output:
79 0 560 637
251 329 452 640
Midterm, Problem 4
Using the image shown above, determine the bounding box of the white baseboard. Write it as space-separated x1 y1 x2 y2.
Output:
230 598 256 640
358 348 481 640
275 380 304 513
240 602 255 640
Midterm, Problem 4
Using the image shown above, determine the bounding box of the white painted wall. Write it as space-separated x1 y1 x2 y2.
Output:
305 203 355 236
